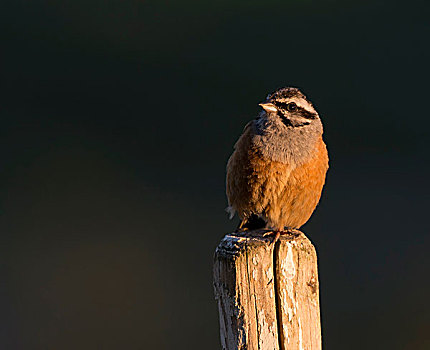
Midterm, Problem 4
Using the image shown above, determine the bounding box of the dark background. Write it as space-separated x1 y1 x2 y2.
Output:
1 0 429 348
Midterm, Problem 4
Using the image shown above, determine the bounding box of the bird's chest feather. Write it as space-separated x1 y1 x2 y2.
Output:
234 145 294 215
226 119 328 221
232 137 328 218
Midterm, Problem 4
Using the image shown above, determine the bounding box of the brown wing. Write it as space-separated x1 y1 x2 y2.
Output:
226 121 255 219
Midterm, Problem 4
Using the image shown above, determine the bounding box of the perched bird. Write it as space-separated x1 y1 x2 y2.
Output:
226 87 329 241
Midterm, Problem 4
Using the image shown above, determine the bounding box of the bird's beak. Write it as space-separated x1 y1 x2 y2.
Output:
259 102 277 113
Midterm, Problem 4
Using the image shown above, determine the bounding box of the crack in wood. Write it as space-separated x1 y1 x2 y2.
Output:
273 240 284 350
214 231 321 350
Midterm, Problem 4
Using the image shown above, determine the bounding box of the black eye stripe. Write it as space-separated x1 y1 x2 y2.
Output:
274 101 318 120
275 101 294 110
275 102 306 113
303 110 318 119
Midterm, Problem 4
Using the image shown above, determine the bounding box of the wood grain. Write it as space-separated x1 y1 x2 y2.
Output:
213 230 321 350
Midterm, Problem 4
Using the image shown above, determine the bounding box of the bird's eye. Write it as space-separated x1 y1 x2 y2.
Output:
286 102 297 112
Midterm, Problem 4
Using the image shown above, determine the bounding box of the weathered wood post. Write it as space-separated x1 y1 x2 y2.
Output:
213 230 321 350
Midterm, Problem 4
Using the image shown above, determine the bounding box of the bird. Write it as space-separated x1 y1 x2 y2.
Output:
226 87 329 242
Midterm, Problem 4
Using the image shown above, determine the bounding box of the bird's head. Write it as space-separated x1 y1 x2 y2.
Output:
259 87 320 129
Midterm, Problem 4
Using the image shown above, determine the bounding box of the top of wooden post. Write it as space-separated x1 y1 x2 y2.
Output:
213 230 321 350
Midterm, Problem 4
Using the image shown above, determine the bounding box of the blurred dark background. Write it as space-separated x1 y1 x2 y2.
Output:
1 0 429 348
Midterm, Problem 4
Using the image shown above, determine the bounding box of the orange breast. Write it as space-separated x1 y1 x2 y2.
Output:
267 137 329 229
226 127 328 230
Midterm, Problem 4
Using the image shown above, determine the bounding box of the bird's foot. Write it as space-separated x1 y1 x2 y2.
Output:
263 228 301 244
262 230 284 245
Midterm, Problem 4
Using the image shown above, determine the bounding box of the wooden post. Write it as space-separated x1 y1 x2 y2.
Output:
213 230 321 350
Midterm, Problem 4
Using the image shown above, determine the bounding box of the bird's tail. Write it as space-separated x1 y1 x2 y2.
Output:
225 206 235 219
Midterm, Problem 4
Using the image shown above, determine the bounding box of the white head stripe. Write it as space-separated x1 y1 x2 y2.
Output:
278 97 317 115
